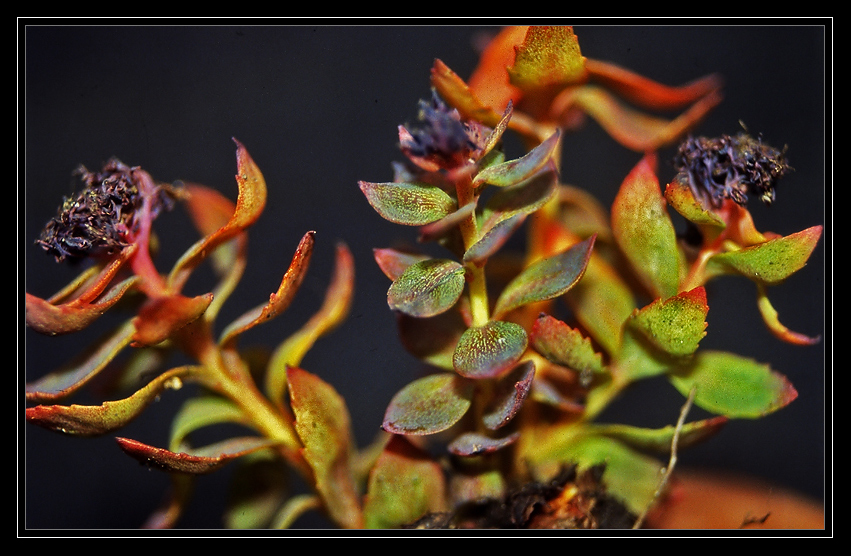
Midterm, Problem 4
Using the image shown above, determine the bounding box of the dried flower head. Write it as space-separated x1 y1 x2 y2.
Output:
37 158 176 262
674 131 792 208
398 90 490 172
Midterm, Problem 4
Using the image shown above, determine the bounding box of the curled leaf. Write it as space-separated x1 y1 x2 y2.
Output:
482 360 535 430
756 283 821 346
387 258 466 317
493 234 595 319
383 373 474 435
117 435 280 474
132 292 214 347
453 320 528 379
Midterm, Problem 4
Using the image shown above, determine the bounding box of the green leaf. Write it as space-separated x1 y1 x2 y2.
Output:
463 213 526 266
359 180 456 225
169 395 250 452
668 350 799 418
587 416 728 453
531 314 604 375
287 367 363 529
224 450 290 529
664 176 726 228
493 234 595 319
479 162 558 230
622 287 708 359
472 130 560 188
363 435 447 529
387 258 466 317
612 154 682 299
453 320 528 379
507 26 586 92
706 225 823 285
383 373 474 435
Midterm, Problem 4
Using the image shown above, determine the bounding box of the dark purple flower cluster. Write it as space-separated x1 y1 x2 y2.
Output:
674 132 792 208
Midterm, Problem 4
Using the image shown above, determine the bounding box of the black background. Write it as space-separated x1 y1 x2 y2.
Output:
22 22 828 530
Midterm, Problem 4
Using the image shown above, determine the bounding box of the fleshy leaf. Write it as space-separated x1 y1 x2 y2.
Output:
447 431 520 456
266 242 355 405
169 395 251 452
612 154 682 299
668 350 798 418
418 202 477 243
430 58 507 129
472 130 560 189
507 26 587 93
453 320 528 379
587 416 728 453
706 225 823 285
363 435 447 529
218 231 315 347
26 320 136 402
531 314 604 375
479 163 558 230
117 435 280 474
387 258 466 317
287 367 362 529
132 292 214 347
382 373 474 435
622 287 708 359
27 365 202 436
482 360 535 430
359 180 456 226
756 283 821 345
493 234 595 319
168 139 267 291
664 176 726 228
463 213 526 266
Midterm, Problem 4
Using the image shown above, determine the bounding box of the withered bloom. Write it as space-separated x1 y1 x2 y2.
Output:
37 158 176 262
674 132 792 208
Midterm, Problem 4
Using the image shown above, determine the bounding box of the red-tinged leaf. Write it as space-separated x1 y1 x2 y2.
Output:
585 58 723 111
287 367 362 529
27 365 202 436
453 320 528 379
387 258 466 318
219 231 315 348
479 163 558 231
756 283 822 346
482 360 535 430
529 376 585 413
623 287 709 359
587 416 728 453
447 431 521 456
531 314 604 375
465 26 528 113
418 202 476 243
132 292 214 347
266 243 355 404
664 176 726 228
472 130 560 189
396 309 467 371
383 373 474 435
26 320 136 403
117 435 280 474
430 58 507 129
553 85 722 152
668 350 799 418
612 154 682 299
493 234 595 319
168 139 267 291
507 26 587 93
373 248 430 281
359 180 456 226
707 225 823 286
363 435 448 529
463 213 526 266
26 276 139 336
47 244 140 306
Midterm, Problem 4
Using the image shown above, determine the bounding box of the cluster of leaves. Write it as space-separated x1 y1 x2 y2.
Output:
25 26 822 529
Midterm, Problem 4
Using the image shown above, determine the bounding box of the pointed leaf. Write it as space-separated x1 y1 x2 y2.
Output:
382 373 473 435
669 350 798 418
453 320 528 379
463 213 526 265
430 58 506 129
26 320 136 402
493 234 595 319
169 395 250 452
507 26 587 92
622 287 708 359
612 154 682 299
219 231 315 347
132 292 214 347
387 258 466 317
363 435 447 529
168 139 267 291
707 225 823 285
373 248 430 281
588 416 728 453
472 130 560 189
664 176 726 228
288 367 362 529
482 360 535 430
27 365 202 436
117 435 280 474
359 180 456 225
531 314 604 375
418 201 477 243
447 431 521 456
479 163 558 230
756 283 821 346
